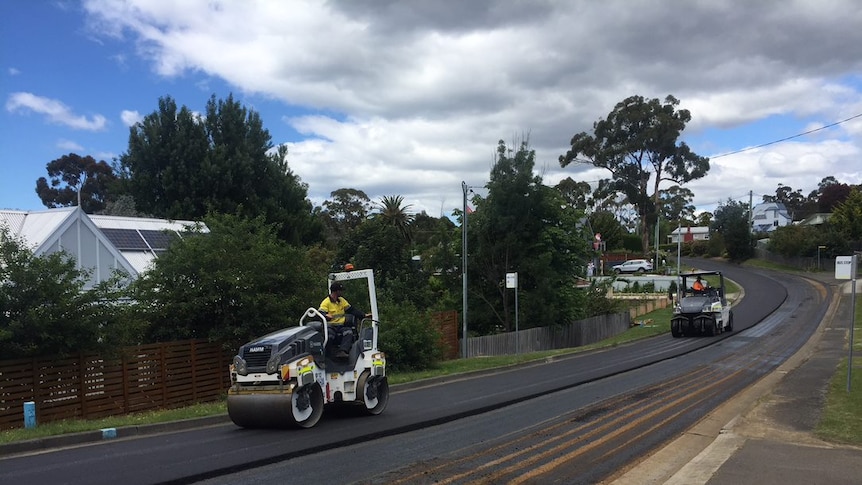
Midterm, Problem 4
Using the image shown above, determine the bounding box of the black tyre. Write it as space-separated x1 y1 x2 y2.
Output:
290 382 324 428
357 372 389 416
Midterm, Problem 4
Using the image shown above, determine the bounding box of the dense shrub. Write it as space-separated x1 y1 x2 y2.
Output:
377 297 442 372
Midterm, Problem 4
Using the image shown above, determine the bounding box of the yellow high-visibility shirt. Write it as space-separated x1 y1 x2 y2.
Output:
319 296 352 325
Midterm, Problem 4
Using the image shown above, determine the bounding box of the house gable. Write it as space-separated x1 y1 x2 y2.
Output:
2 207 203 290
2 207 138 289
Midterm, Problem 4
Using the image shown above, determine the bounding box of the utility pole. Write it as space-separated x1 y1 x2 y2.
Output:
461 181 471 359
748 190 753 231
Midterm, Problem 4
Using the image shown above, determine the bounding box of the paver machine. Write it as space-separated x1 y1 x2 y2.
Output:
671 271 734 337
226 268 388 428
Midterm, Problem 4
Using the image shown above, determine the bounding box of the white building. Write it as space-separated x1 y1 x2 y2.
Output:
668 226 710 244
751 202 792 233
0 206 201 289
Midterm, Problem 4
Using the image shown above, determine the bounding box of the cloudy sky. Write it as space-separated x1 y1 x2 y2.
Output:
2 0 861 219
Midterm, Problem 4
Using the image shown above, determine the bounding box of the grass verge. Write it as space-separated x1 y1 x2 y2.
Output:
0 401 226 445
816 289 862 446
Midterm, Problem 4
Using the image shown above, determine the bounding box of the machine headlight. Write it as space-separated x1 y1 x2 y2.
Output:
233 355 248 376
266 354 280 374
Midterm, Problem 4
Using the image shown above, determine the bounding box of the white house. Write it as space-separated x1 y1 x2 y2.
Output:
798 212 831 227
0 206 201 289
751 202 792 233
668 226 710 244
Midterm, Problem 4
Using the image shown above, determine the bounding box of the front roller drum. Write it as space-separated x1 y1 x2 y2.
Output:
228 383 324 429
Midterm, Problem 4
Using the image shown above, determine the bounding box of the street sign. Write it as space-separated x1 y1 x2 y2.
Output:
836 255 856 280
506 272 518 289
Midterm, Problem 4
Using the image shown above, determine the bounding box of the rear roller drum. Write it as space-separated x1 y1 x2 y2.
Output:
357 372 389 415
290 382 324 428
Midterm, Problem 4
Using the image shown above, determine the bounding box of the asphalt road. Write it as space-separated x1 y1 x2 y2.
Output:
0 260 830 485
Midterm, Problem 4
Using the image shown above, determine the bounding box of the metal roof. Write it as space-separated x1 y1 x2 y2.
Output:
0 207 77 246
1 207 206 281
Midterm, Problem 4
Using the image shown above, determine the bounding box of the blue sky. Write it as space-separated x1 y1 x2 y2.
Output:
2 1 861 217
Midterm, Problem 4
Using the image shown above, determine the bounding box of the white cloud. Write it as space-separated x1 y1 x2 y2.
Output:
8 67 20 76
79 0 862 216
6 92 107 131
120 109 142 126
56 139 85 152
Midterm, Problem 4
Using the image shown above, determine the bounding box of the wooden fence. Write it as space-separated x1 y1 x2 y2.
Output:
432 310 460 360
0 340 231 431
465 312 632 357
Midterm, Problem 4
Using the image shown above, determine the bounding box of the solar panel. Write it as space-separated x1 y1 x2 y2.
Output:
100 228 149 250
139 229 178 251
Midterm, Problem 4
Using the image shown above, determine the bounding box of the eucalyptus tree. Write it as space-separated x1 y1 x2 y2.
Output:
35 153 117 213
560 95 709 253
315 188 372 248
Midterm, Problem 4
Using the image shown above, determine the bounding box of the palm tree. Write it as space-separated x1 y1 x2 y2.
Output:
375 195 414 242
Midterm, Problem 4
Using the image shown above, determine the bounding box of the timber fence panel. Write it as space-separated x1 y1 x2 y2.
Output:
0 340 233 430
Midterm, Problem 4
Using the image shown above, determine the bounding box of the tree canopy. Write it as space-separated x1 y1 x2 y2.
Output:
711 199 754 262
469 139 590 333
131 214 321 350
316 188 372 247
828 187 862 243
0 227 138 358
559 95 709 252
35 153 117 213
118 94 321 245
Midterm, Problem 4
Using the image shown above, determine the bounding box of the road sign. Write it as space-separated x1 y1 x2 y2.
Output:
836 255 856 279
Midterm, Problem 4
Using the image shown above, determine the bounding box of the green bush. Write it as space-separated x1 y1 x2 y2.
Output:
622 234 642 252
377 298 442 372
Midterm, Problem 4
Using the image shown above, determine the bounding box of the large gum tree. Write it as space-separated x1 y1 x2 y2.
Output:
560 95 709 253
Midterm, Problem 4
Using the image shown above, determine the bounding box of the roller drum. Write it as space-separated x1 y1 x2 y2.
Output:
227 391 296 428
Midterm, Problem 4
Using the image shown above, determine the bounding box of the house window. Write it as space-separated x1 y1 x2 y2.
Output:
773 220 779 227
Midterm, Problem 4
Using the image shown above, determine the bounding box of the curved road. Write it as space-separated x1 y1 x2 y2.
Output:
0 261 831 484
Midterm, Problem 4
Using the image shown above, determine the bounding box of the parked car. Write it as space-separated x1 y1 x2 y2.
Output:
612 259 653 274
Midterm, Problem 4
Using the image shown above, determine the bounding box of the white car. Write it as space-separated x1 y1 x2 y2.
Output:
612 259 653 274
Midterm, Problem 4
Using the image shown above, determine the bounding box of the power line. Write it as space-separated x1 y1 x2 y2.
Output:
710 112 862 159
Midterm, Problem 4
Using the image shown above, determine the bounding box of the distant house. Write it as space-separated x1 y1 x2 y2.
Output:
751 202 792 233
668 226 709 244
798 212 832 227
0 206 201 289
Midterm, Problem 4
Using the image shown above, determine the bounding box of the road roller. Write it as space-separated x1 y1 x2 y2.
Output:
670 270 734 337
227 268 389 428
